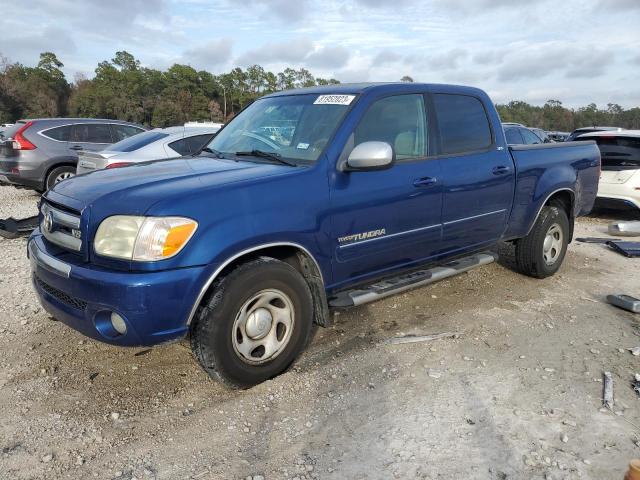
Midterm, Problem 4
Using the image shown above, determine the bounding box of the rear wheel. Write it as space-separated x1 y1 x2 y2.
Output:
46 165 75 190
515 205 570 278
190 257 314 388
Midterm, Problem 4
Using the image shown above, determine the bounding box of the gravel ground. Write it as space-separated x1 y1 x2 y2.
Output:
1 183 640 480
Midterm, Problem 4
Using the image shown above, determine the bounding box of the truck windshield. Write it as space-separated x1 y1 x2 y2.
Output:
206 93 354 163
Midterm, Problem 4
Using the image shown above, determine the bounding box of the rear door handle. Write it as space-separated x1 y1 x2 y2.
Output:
413 177 438 188
492 165 510 175
69 145 83 151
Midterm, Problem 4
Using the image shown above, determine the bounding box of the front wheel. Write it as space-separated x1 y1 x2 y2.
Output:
515 205 570 278
190 257 314 388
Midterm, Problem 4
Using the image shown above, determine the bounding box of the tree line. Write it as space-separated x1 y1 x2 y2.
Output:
1 51 639 132
496 100 640 132
0 51 339 127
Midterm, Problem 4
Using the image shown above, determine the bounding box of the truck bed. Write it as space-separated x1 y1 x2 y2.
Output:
504 140 601 240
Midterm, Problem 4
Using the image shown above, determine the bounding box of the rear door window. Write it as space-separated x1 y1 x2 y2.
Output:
433 94 492 155
41 125 72 142
185 134 215 154
112 124 144 142
169 134 216 156
521 128 542 145
504 128 523 145
71 124 113 144
167 138 189 155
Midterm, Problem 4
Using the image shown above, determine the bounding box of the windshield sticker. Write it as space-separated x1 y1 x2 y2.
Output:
296 142 310 150
314 94 355 106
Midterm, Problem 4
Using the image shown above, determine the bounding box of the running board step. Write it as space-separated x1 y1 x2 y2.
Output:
329 252 497 308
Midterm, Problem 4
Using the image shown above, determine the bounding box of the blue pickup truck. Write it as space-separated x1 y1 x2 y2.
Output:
28 83 600 387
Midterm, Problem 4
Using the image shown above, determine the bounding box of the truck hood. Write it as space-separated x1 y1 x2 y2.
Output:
47 156 294 214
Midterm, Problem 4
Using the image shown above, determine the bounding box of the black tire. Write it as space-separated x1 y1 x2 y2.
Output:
515 205 570 279
190 257 314 388
46 165 75 191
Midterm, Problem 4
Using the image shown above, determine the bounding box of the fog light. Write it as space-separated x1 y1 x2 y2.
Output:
110 312 127 335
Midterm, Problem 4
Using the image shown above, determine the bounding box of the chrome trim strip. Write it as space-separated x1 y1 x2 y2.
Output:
42 203 81 229
29 240 71 278
43 230 82 251
40 203 82 251
339 223 441 249
443 209 507 226
37 122 144 144
525 188 574 235
186 242 324 325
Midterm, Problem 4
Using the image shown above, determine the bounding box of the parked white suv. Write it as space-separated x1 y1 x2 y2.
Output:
577 130 640 210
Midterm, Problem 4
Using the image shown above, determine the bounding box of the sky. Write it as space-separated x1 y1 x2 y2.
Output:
2 0 640 108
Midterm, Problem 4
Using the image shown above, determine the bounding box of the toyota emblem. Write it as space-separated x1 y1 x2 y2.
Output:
43 212 53 233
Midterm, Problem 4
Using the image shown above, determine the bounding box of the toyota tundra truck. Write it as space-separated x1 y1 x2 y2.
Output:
28 83 601 388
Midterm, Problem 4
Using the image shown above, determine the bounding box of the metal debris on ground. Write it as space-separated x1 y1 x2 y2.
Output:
382 331 461 345
633 374 640 396
607 241 640 258
608 221 640 237
0 215 39 239
608 294 640 314
629 347 640 356
603 371 614 410
576 237 622 244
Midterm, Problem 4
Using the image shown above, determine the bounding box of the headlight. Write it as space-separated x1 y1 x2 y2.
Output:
94 216 197 261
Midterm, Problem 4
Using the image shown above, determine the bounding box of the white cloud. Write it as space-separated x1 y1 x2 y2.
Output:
0 0 638 108
181 39 234 70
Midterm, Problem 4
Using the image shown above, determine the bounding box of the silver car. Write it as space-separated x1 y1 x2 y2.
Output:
0 118 145 191
76 126 221 175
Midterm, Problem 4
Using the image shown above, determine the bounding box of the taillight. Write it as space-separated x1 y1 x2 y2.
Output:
106 162 131 169
12 121 36 150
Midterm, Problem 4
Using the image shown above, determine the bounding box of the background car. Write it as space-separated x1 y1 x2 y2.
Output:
0 118 145 191
0 123 14 139
530 127 553 143
76 125 221 175
565 126 624 142
547 131 569 142
503 124 546 145
576 130 640 211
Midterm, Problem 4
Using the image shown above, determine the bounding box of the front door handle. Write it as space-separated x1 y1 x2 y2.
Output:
69 145 84 151
413 177 438 188
492 165 510 175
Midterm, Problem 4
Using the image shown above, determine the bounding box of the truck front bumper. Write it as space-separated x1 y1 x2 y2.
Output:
28 233 207 347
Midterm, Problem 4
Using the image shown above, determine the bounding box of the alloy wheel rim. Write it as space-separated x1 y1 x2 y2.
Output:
55 172 74 183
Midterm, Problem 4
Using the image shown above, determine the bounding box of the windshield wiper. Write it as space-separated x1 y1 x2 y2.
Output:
199 147 225 158
234 149 297 167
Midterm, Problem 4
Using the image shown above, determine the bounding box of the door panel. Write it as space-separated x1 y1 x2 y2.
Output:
439 150 513 252
432 93 515 254
331 161 442 285
329 93 443 288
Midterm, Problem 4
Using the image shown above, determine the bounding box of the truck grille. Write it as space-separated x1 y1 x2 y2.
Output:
40 201 82 252
34 275 87 310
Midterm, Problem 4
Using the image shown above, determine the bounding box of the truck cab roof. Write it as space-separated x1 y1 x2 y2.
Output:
264 82 487 98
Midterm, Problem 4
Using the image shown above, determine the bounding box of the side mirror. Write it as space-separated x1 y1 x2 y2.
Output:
346 141 394 171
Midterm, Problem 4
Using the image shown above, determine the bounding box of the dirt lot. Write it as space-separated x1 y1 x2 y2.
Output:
1 184 639 480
